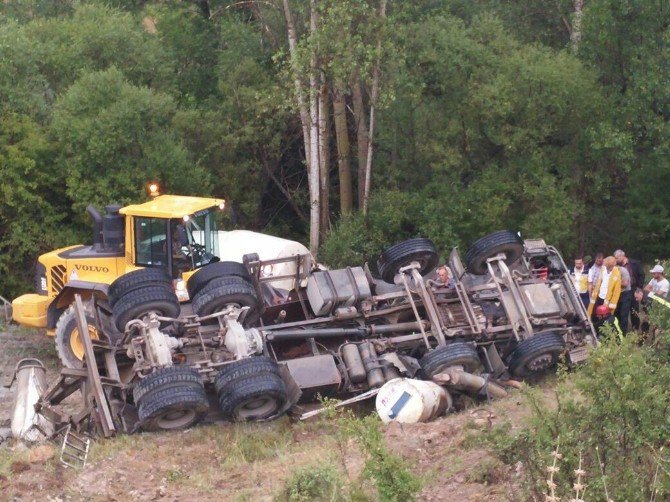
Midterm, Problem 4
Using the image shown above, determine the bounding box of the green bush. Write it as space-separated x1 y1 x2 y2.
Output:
484 334 670 500
280 465 346 502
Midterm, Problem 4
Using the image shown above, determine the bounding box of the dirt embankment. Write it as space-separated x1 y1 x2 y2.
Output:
1 323 534 501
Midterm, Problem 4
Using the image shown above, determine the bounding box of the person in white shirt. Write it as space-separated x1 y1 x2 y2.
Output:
587 252 604 296
570 257 590 307
644 265 669 298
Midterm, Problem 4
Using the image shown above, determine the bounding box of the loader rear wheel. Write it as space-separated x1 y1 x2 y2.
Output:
507 333 566 378
216 361 287 422
419 343 481 378
135 366 208 432
377 238 439 284
191 276 261 326
54 305 100 368
186 261 251 299
112 285 180 332
108 268 172 307
464 230 524 275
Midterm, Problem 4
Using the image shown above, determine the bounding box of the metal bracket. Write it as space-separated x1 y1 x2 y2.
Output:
59 424 90 469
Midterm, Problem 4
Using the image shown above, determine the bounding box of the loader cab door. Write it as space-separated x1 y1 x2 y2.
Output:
178 209 220 269
134 217 170 270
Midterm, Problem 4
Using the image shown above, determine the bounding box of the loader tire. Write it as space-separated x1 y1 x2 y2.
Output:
191 276 260 326
464 230 524 275
54 305 100 369
135 367 208 432
108 268 172 307
377 238 439 284
186 261 251 299
217 372 287 422
419 343 481 378
507 333 566 378
112 285 180 332
214 357 280 395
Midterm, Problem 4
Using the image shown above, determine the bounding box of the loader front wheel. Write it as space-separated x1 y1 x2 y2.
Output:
54 305 100 368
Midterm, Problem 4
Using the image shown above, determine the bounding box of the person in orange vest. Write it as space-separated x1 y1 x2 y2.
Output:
587 256 622 323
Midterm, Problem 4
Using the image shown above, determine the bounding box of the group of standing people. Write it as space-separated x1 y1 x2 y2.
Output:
570 250 669 335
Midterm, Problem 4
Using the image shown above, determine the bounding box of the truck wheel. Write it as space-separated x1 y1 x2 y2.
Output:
507 333 566 378
186 261 251 299
54 305 100 368
112 285 180 332
419 343 481 378
217 367 287 422
191 276 260 326
377 238 439 283
133 365 204 403
108 268 172 307
214 356 280 395
134 366 208 432
464 230 524 275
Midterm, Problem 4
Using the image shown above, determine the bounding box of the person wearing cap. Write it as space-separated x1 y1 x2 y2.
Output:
644 265 669 298
587 256 622 322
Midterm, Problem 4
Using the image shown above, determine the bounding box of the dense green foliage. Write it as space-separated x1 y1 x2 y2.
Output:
480 309 670 499
0 0 667 296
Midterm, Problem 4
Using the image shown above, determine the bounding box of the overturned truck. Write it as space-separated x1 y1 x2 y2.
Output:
20 230 596 438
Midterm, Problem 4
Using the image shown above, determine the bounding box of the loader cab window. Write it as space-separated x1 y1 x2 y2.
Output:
135 217 168 267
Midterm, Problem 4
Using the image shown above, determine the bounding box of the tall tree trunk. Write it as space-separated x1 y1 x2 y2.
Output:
351 77 368 208
318 80 330 236
333 80 353 215
571 0 584 54
308 0 320 253
362 0 387 215
282 0 311 162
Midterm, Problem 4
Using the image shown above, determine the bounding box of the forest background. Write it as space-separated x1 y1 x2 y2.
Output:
0 0 667 297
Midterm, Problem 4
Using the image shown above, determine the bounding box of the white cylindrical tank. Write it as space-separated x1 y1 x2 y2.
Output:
375 378 452 424
11 358 49 442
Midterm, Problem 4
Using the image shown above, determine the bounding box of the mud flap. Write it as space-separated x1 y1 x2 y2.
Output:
278 363 302 415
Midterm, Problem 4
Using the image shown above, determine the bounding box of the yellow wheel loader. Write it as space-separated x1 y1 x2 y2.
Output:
12 193 225 367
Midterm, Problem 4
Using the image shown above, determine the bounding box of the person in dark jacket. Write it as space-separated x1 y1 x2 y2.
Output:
614 250 645 331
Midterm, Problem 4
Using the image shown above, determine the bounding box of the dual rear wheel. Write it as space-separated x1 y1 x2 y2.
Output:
133 358 288 432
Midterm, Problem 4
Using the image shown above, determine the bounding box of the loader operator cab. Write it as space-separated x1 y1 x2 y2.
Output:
134 210 221 277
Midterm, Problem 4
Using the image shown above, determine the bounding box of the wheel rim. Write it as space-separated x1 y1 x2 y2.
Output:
70 324 100 361
235 396 280 420
526 353 555 372
156 408 197 430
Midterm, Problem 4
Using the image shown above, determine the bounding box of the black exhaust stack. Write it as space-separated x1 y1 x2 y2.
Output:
102 205 124 252
86 205 103 250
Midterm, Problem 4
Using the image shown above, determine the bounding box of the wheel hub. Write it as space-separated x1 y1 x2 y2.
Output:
527 353 554 371
156 408 197 430
70 325 100 361
235 396 279 420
